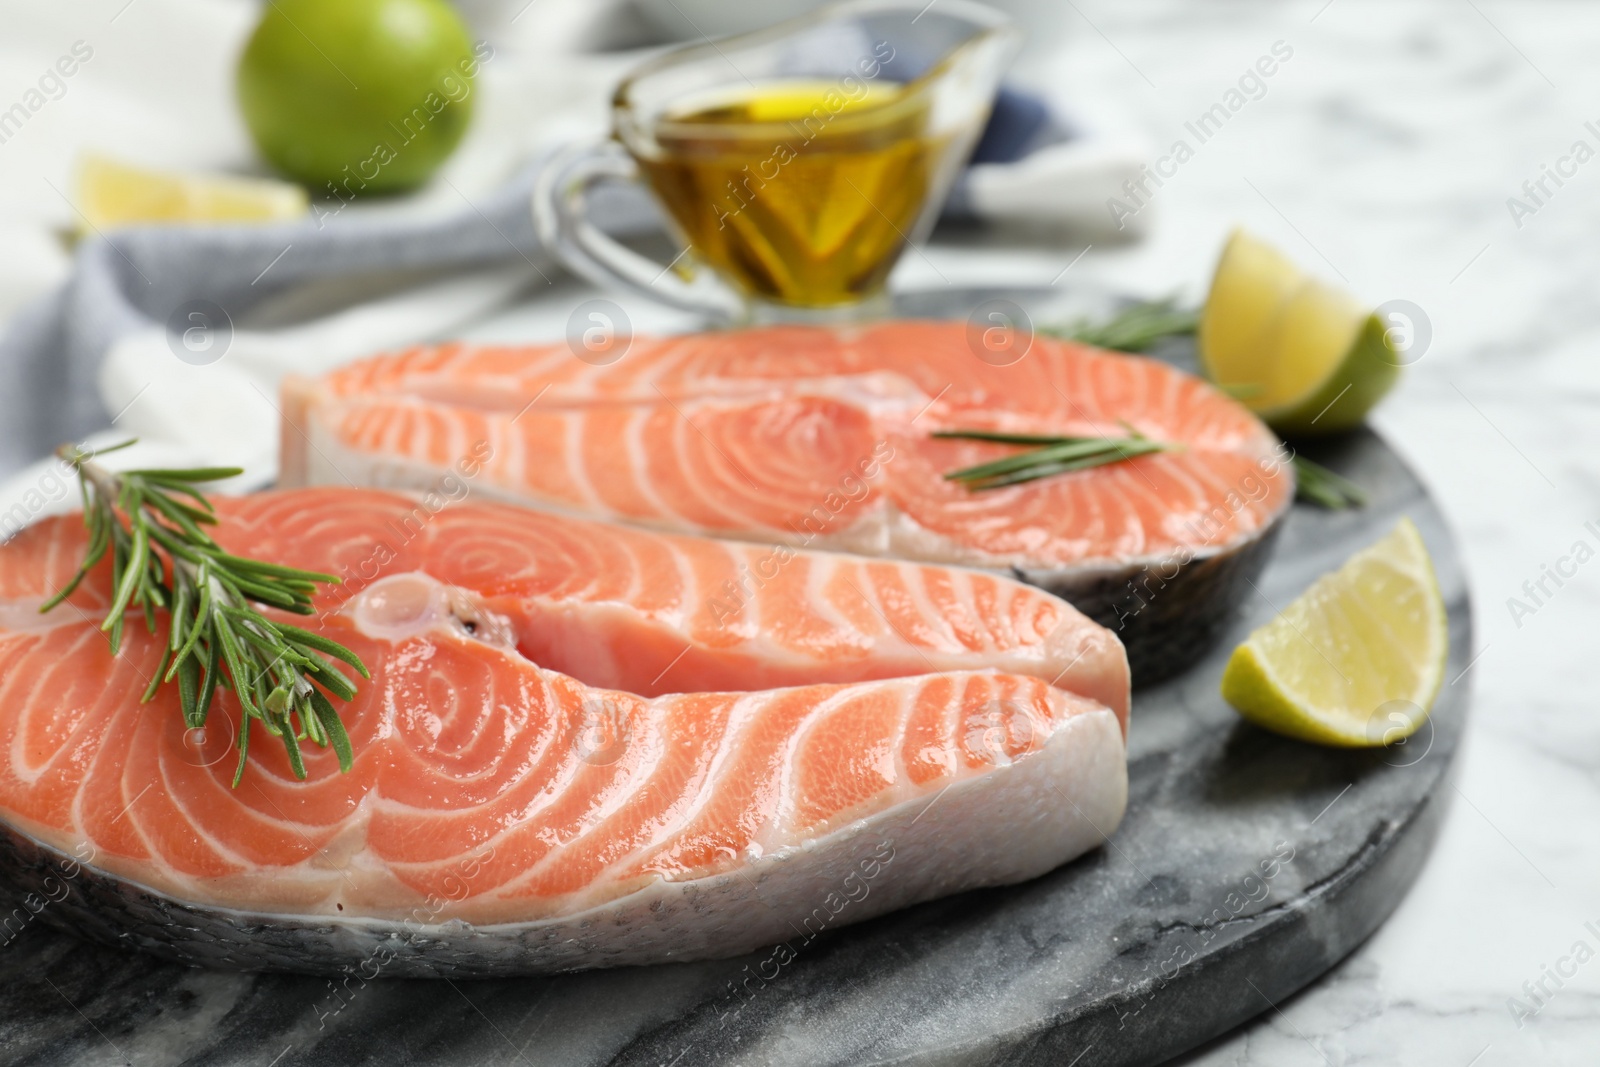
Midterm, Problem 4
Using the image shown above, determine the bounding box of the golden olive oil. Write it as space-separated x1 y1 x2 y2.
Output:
639 79 940 307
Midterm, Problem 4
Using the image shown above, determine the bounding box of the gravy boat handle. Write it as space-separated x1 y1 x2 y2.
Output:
533 138 745 323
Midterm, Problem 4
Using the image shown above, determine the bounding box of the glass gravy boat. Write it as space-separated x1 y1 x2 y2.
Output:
534 0 1020 323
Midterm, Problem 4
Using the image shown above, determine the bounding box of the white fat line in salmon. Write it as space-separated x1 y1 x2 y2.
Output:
714 839 896 1028
709 543 800 626
313 842 497 1027
1113 840 1296 1030
321 439 494 613
710 440 896 625
1181 439 1291 547
1108 439 1291 632
0 840 98 951
573 691 645 766
784 439 897 544
964 700 1040 766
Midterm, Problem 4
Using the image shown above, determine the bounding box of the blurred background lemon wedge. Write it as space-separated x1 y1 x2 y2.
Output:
75 155 308 233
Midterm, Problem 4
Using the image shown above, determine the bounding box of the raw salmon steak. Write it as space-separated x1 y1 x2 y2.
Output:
282 322 1294 681
0 489 1127 977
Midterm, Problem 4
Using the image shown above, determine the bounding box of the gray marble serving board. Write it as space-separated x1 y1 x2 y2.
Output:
0 298 1471 1067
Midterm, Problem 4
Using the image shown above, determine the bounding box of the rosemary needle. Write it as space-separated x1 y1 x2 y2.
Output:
1041 300 1371 508
1047 296 1199 353
1292 455 1368 510
42 441 367 786
935 429 1173 491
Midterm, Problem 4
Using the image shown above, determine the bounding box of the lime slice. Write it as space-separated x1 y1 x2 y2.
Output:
76 155 308 231
1199 229 1401 436
1220 517 1447 747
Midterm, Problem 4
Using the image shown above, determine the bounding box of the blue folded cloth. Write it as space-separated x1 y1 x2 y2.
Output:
969 87 1058 165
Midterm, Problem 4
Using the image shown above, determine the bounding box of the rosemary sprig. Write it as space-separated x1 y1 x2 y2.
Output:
43 441 367 786
1293 455 1368 510
1041 299 1370 509
936 428 1173 490
1048 296 1199 353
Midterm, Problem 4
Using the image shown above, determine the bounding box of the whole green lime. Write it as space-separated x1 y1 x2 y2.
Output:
237 0 479 195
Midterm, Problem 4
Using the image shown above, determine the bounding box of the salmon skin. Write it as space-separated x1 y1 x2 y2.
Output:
0 489 1127 977
282 322 1294 682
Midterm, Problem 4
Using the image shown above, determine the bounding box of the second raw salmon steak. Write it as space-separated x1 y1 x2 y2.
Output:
0 489 1127 976
282 322 1295 680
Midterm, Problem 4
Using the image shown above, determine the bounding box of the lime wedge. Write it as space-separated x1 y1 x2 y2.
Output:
1220 518 1448 747
1199 229 1401 436
75 155 308 232
1199 228 1304 377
